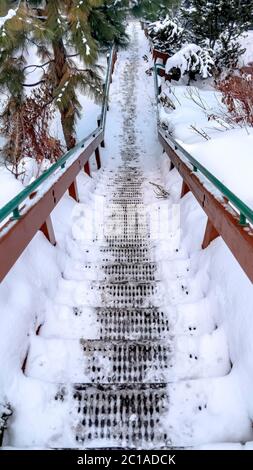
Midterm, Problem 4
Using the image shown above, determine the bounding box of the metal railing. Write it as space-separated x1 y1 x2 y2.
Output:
0 45 116 225
153 63 253 226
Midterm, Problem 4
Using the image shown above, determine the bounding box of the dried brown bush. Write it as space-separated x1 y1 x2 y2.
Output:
0 83 63 180
216 65 253 126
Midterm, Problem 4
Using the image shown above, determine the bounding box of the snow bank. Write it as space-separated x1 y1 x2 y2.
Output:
159 85 253 208
156 30 253 445
161 159 253 445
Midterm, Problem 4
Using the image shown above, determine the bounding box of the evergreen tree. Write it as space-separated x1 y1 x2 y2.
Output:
0 0 128 158
147 16 185 53
131 0 179 21
90 0 129 47
181 0 253 49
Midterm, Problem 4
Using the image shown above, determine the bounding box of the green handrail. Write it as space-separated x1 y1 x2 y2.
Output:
153 63 253 226
0 45 116 225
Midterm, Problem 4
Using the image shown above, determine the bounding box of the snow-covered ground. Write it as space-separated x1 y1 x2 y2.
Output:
240 30 253 66
155 29 253 209
0 20 253 449
159 86 253 208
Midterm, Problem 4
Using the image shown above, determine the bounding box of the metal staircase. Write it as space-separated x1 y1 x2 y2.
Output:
56 162 171 448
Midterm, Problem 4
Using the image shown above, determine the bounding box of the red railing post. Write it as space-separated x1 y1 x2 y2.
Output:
40 215 56 246
181 181 190 198
202 218 219 249
95 147 101 170
68 178 79 202
84 161 91 177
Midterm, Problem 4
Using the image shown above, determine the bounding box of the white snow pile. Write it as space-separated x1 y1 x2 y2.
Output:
158 85 253 209
165 44 214 80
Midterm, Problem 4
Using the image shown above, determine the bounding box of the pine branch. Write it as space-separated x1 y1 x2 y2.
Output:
22 79 46 87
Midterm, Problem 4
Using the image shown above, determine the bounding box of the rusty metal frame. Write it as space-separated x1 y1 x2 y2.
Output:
159 133 253 283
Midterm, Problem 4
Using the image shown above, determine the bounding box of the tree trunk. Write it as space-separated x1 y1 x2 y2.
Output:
52 39 76 150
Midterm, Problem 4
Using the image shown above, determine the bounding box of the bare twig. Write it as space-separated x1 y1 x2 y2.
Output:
190 125 211 140
149 182 170 199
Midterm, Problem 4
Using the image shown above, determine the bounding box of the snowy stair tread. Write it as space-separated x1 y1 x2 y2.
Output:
62 383 169 449
25 336 229 383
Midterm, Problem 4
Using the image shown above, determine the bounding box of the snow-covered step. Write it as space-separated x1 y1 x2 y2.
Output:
51 374 251 449
62 383 169 449
63 255 193 282
40 301 216 341
64 262 160 282
25 332 230 383
69 245 188 263
54 280 164 308
25 338 171 383
97 246 151 263
99 236 151 245
40 306 170 341
90 281 163 307
108 198 143 204
95 307 170 340
100 224 149 239
100 262 159 282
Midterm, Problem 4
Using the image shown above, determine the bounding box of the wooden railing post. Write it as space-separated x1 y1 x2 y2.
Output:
181 181 190 198
95 147 101 170
97 117 105 148
84 161 91 177
202 218 219 249
68 178 79 202
40 215 56 246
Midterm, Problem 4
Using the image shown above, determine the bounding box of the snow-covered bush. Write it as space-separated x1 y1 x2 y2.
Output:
147 16 184 53
216 65 253 126
180 0 253 75
180 0 253 50
165 44 215 83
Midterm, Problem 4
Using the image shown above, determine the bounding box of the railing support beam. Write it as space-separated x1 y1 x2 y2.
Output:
84 161 91 177
202 218 219 249
97 118 105 148
181 181 190 198
68 178 79 202
40 215 56 246
95 147 101 170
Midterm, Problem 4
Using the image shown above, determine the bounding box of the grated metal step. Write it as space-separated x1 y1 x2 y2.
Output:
97 248 151 263
81 261 159 282
99 237 151 246
82 263 158 283
96 308 170 341
109 199 143 204
100 262 158 282
63 384 169 449
100 246 149 256
91 282 162 307
79 340 170 383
